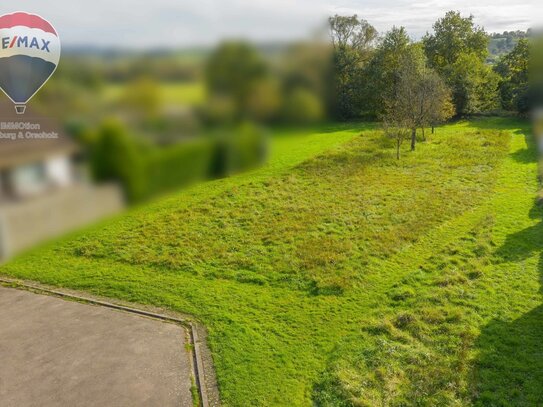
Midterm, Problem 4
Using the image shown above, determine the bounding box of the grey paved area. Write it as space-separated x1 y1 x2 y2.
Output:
0 286 193 407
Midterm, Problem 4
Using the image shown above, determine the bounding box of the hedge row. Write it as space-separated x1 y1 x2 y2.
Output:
89 120 267 202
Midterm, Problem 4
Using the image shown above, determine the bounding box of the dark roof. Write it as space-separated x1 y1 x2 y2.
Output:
0 102 78 169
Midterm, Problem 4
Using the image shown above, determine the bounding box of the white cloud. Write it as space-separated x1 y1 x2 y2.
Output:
2 0 538 48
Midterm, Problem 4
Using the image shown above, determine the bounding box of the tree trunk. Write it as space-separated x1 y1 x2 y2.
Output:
397 139 400 160
432 125 435 134
422 126 426 141
411 128 416 151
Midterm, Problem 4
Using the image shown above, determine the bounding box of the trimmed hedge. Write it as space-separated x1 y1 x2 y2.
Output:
144 140 215 199
90 120 267 203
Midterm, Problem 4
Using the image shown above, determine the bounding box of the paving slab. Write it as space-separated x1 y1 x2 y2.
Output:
0 286 193 407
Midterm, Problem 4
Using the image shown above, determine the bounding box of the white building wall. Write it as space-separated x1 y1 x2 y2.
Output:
45 155 72 187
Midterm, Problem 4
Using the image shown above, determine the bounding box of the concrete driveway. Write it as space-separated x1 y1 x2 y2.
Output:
0 286 193 407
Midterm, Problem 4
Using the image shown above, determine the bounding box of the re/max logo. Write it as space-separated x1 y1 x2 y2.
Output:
1 36 51 52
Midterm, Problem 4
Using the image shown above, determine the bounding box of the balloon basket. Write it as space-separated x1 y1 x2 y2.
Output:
15 105 26 115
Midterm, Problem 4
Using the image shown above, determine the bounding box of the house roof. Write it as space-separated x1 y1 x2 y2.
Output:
0 102 78 169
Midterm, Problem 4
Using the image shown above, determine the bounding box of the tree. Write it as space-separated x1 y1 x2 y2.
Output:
329 15 377 119
381 46 424 155
423 11 497 115
423 11 488 69
446 52 500 114
364 27 412 118
383 116 412 160
410 67 455 137
205 41 270 120
424 73 455 134
494 39 530 113
282 88 324 123
382 45 454 154
279 42 331 122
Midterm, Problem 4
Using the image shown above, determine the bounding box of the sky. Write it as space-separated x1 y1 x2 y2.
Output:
4 0 539 49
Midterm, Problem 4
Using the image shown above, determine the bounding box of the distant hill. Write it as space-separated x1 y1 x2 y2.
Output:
487 29 531 63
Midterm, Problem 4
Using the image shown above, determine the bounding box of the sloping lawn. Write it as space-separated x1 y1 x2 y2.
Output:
2 118 539 406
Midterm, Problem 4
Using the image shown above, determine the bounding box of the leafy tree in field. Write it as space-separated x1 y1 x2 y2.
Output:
425 74 455 134
423 11 498 115
279 42 331 123
447 52 500 114
382 44 454 156
329 15 377 119
205 42 272 121
364 27 412 117
383 115 412 160
494 39 530 113
424 11 488 69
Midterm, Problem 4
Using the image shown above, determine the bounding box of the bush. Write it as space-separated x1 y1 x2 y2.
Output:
210 122 268 177
91 120 147 202
90 120 267 203
144 139 215 198
282 88 324 124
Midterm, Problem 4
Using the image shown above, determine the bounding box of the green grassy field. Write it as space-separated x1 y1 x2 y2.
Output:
2 117 540 406
103 82 206 106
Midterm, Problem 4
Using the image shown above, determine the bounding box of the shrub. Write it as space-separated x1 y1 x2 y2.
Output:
282 88 324 124
144 139 215 199
90 120 267 203
90 120 147 202
210 122 268 177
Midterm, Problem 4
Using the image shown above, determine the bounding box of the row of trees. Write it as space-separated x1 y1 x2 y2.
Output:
329 11 531 158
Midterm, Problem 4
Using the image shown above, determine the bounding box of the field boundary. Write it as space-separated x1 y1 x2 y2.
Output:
0 276 220 407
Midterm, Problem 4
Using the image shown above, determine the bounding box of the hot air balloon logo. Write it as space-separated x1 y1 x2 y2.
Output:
0 12 60 114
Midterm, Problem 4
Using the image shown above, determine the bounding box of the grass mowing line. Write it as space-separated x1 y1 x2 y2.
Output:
64 127 508 296
0 119 526 406
315 122 540 406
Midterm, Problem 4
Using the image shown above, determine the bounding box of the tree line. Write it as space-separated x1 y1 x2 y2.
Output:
330 11 531 158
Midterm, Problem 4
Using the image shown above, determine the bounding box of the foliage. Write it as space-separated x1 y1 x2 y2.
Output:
120 76 162 118
90 120 147 202
329 15 377 119
423 11 498 115
381 42 454 154
244 77 282 122
488 30 531 63
280 42 332 112
494 39 530 113
363 27 412 118
89 120 265 202
424 11 488 70
445 52 500 115
210 122 269 177
143 139 215 199
282 88 325 124
205 42 270 121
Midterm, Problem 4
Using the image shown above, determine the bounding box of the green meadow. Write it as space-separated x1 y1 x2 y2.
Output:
103 81 206 106
2 117 541 406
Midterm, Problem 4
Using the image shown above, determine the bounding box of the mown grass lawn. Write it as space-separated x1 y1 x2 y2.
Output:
2 117 540 406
